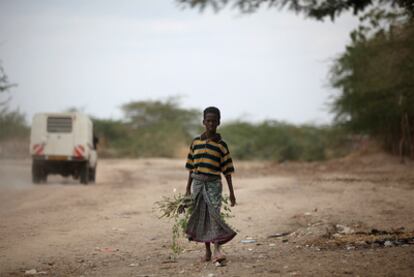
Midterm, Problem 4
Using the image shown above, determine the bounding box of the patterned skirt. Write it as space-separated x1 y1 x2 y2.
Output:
185 174 237 245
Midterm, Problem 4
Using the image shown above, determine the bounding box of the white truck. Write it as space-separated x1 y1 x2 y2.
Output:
30 112 98 184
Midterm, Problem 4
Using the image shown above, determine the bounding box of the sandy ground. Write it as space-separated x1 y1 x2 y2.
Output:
1 154 414 276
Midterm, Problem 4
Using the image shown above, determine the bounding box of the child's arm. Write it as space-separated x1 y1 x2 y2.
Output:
225 174 236 206
185 172 193 196
178 172 193 214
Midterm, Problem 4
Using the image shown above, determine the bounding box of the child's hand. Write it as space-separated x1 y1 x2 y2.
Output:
178 205 186 214
230 193 236 207
178 195 193 214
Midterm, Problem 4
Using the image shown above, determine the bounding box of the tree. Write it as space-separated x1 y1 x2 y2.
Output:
0 63 15 114
0 63 28 140
219 120 340 161
176 0 414 21
329 11 414 159
98 98 201 157
121 97 200 132
177 0 414 160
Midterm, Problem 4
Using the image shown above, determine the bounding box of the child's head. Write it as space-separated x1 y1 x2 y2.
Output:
203 106 221 122
203 106 221 133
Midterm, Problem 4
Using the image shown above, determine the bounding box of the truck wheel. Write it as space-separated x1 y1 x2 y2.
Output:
80 162 89 185
41 171 48 183
88 168 96 183
32 161 41 184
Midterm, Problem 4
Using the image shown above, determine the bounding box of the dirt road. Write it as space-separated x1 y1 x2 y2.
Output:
1 156 414 276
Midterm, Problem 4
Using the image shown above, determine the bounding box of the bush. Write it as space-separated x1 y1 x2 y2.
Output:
220 120 349 162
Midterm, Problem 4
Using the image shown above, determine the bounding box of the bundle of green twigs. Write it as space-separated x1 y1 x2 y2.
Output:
156 193 193 219
155 193 193 257
155 193 234 257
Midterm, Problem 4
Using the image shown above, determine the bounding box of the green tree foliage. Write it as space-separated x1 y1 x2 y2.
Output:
220 120 348 161
330 10 414 156
0 63 28 140
95 98 201 158
0 110 28 140
176 0 414 20
176 0 414 160
121 97 200 135
0 64 14 112
94 99 348 160
92 118 128 155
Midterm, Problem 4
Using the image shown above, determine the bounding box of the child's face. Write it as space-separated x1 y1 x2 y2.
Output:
203 113 219 133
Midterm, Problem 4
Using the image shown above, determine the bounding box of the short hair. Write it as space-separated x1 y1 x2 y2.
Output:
203 106 221 121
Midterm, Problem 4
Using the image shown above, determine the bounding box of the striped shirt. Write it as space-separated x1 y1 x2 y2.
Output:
185 134 235 176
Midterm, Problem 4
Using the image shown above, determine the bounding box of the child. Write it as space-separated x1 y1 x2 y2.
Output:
184 106 237 263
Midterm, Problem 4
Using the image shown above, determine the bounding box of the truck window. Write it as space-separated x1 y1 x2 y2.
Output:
47 117 72 133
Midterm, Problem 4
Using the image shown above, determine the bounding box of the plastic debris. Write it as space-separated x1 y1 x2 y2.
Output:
25 269 37 275
240 239 256 244
215 261 225 267
24 269 47 275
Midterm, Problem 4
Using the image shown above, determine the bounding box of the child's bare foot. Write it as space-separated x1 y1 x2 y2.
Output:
212 248 226 263
212 253 226 263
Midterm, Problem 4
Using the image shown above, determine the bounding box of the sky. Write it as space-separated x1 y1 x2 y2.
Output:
0 0 360 125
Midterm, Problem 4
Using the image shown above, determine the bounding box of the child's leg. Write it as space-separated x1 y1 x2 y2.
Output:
204 242 212 261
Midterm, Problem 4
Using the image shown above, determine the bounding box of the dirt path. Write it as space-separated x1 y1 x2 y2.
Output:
1 157 414 276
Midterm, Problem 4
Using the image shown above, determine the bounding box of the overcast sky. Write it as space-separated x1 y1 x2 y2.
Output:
0 0 359 124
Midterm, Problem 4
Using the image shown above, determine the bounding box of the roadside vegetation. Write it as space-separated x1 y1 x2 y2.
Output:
92 99 350 161
0 64 28 141
329 8 414 159
1 1 413 161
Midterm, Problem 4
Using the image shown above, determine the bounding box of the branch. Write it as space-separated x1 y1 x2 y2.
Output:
176 0 412 21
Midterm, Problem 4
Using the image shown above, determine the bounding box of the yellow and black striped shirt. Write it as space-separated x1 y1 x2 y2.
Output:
185 134 235 176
